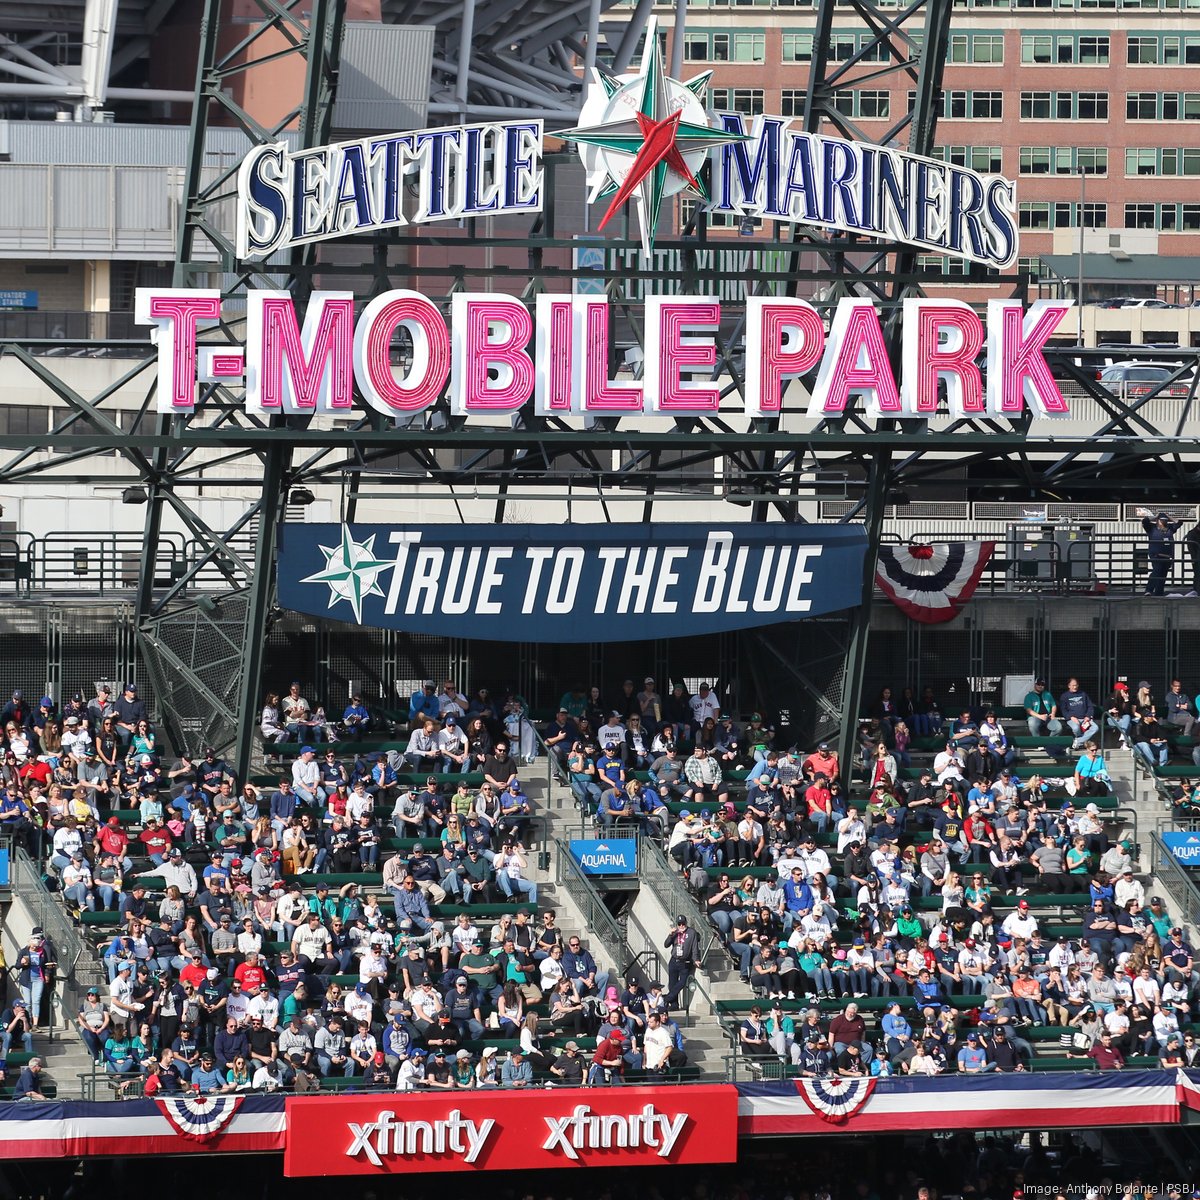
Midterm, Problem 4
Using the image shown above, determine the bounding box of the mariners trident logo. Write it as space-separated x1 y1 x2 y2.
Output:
561 17 747 255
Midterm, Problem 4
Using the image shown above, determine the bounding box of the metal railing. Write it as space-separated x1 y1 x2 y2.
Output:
1151 830 1200 933
9 844 89 1021
635 836 720 967
552 837 639 981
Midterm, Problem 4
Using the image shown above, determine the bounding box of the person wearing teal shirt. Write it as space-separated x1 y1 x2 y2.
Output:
1073 744 1110 797
765 1001 800 1064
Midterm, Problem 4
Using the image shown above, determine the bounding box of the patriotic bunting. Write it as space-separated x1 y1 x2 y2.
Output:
875 542 995 624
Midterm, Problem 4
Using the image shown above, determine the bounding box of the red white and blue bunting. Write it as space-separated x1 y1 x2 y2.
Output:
875 542 995 624
155 1095 243 1142
796 1077 875 1124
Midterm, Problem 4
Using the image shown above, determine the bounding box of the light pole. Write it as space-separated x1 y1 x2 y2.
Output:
1077 165 1087 343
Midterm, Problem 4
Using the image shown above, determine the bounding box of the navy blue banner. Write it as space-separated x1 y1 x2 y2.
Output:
277 522 866 641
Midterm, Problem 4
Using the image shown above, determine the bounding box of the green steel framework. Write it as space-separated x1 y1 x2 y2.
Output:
0 0 1198 786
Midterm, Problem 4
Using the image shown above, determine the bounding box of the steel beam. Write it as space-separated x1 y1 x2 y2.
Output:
836 451 892 791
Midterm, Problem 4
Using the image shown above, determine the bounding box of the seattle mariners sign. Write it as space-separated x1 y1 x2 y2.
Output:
276 523 867 639
233 18 1017 267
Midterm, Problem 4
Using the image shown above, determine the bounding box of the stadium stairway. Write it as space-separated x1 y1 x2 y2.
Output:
536 767 733 1077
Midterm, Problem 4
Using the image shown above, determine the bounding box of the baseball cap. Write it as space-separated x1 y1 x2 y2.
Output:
1018 900 1029 910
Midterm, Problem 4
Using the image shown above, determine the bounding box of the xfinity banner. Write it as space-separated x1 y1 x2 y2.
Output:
282 1086 738 1174
276 523 867 641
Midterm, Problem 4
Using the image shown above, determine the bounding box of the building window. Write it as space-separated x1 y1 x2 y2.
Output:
1021 91 1052 118
1182 204 1200 230
781 88 805 116
1076 92 1108 119
0 406 49 437
1020 33 1109 62
936 145 1003 172
950 32 1005 62
1124 203 1156 227
972 91 1003 117
781 32 813 61
1126 147 1157 174
1127 91 1158 118
711 88 764 115
1127 35 1157 62
1019 202 1051 228
732 32 765 62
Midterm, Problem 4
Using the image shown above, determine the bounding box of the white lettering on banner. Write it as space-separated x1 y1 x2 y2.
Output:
579 851 633 869
541 1104 688 1161
345 1109 496 1166
371 534 821 621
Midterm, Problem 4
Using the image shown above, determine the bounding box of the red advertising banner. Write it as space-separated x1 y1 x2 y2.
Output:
282 1085 739 1176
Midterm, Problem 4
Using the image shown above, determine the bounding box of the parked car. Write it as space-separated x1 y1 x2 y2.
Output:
1097 362 1191 398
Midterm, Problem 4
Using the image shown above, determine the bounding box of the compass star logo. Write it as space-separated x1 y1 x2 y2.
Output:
300 525 393 624
561 17 748 255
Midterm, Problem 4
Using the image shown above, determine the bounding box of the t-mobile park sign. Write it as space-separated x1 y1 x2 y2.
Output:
134 287 1074 423
282 1086 738 1175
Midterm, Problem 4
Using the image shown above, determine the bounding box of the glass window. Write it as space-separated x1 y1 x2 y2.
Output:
732 32 765 62
684 34 710 61
1127 147 1157 174
781 33 813 62
976 34 1005 61
1127 91 1157 118
1124 203 1156 227
1079 35 1109 63
730 88 764 114
973 91 1003 117
1020 146 1051 174
781 88 805 116
1021 91 1052 118
1127 35 1158 63
1019 202 1051 228
1081 202 1107 225
1182 203 1200 230
859 90 890 118
1078 147 1108 174
1021 33 1053 62
712 33 730 60
1077 91 1108 119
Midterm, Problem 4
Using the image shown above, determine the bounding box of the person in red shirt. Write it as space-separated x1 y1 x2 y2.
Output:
1087 1030 1125 1070
803 744 840 780
588 1029 627 1086
234 952 267 993
805 777 833 836
18 758 52 790
95 816 132 872
179 953 208 990
137 817 173 864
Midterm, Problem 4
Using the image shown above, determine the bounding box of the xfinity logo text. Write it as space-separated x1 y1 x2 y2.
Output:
346 1109 495 1166
542 1103 688 1160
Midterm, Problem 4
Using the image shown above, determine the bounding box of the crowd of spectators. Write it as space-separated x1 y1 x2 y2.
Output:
637 679 1200 1075
0 676 696 1096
